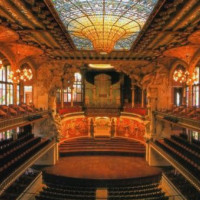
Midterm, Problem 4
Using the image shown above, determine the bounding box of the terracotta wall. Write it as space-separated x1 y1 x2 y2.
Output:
61 117 88 141
116 118 145 142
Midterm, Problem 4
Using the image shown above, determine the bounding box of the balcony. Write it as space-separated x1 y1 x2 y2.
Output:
0 110 50 132
153 111 200 132
150 141 200 193
0 139 55 195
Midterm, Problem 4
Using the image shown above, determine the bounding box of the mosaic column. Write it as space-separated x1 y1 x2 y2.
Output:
19 81 24 104
188 84 193 107
13 82 18 105
71 86 74 107
60 88 64 109
131 84 135 108
141 89 144 108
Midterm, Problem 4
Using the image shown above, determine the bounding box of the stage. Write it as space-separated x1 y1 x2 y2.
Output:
44 156 161 180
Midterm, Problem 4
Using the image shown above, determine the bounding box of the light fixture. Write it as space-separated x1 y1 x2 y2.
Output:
20 68 33 82
173 69 198 85
52 0 159 52
8 69 21 83
89 64 114 69
8 68 33 83
0 59 4 70
0 59 2 68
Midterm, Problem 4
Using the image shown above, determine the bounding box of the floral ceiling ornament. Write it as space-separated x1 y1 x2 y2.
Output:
51 0 159 53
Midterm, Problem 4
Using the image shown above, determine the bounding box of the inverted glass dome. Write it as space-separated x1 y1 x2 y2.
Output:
52 0 158 52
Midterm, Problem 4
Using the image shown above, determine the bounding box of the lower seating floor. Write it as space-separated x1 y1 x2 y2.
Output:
44 156 161 180
35 155 168 200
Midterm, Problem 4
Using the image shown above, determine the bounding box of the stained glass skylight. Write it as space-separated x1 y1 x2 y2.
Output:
52 0 158 52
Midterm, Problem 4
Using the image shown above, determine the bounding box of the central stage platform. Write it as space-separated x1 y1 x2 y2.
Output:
44 156 161 181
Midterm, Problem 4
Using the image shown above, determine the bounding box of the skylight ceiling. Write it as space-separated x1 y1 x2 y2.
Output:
51 0 159 52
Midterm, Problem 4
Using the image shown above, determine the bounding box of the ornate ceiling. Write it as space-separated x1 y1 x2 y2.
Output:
51 0 158 51
0 0 199 77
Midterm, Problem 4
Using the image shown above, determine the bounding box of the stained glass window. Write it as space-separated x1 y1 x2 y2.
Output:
192 66 200 107
24 86 33 104
0 65 20 105
64 88 71 103
64 73 83 103
51 0 159 51
73 73 83 102
174 88 183 107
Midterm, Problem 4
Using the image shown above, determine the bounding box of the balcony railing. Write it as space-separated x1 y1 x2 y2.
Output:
153 111 200 132
0 110 50 132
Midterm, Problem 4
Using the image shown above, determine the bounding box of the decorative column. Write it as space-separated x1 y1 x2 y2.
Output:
60 88 64 109
19 82 24 104
182 86 186 106
90 118 94 138
13 82 18 105
110 118 115 137
141 89 145 108
93 86 96 104
87 118 91 136
71 86 74 107
81 69 86 107
120 74 124 107
131 84 135 108
188 84 193 107
110 86 113 104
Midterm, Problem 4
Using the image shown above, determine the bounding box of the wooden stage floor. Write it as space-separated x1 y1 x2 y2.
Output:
44 156 161 180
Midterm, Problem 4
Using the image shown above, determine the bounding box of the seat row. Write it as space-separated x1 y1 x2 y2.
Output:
108 191 166 200
156 136 200 180
0 104 40 119
0 135 50 182
0 168 40 200
0 134 33 154
108 182 167 200
36 173 168 200
161 106 200 120
171 134 200 155
164 169 200 200
110 183 159 191
58 106 82 115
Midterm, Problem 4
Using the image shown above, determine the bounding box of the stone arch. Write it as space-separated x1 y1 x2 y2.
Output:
190 49 200 71
18 58 37 84
0 44 15 68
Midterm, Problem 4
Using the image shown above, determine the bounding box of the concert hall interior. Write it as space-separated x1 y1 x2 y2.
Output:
0 0 200 199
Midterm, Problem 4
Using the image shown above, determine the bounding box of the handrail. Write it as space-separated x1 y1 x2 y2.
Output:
162 173 187 200
150 141 200 192
153 111 200 131
121 112 147 120
61 111 85 119
0 139 55 195
0 110 50 132
16 171 42 200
